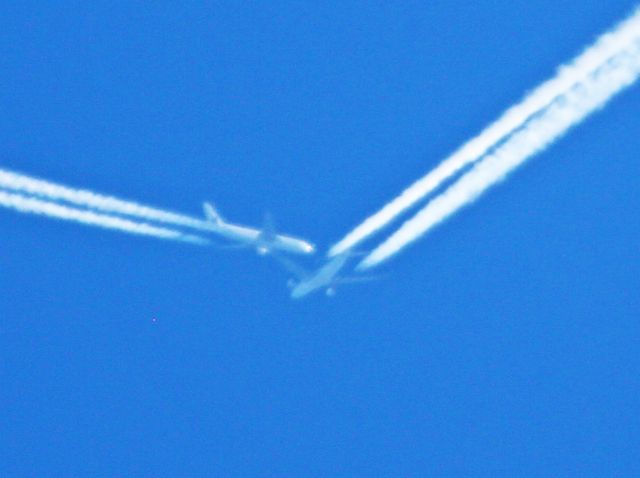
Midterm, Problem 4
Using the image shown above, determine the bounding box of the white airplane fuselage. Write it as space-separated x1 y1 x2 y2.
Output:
208 221 313 255
290 253 351 299
202 202 315 256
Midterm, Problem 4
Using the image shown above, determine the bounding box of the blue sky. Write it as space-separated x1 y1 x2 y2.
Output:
1 1 639 476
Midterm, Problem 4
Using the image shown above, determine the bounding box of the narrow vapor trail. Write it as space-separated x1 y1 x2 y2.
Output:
330 8 640 257
0 189 210 245
0 169 212 232
359 40 640 270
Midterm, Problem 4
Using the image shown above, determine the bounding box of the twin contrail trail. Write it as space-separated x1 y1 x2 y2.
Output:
330 7 640 258
4 8 639 268
358 17 640 269
0 169 214 232
0 188 209 244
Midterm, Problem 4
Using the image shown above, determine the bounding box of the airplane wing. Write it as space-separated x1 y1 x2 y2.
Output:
261 212 276 242
210 242 252 251
271 252 309 280
334 275 383 284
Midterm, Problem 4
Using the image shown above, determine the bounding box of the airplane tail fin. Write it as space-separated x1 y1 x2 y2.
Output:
203 202 225 225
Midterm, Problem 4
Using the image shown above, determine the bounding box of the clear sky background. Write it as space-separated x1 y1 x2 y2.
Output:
1 2 639 476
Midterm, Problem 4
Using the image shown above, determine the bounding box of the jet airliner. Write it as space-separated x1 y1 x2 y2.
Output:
274 251 376 299
203 202 315 256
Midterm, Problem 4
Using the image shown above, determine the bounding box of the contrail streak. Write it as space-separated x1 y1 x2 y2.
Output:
0 169 212 231
330 8 640 257
359 39 640 269
0 189 210 245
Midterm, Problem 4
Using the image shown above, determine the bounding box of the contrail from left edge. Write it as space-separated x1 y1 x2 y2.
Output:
0 169 212 231
0 189 210 245
358 40 640 270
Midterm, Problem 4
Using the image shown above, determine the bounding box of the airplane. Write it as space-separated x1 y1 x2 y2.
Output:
202 202 315 256
273 250 377 299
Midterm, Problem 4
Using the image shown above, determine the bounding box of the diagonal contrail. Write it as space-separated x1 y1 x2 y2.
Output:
330 7 640 257
358 38 640 270
0 168 213 232
0 188 210 245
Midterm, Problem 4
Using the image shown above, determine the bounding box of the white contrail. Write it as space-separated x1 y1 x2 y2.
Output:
0 168 211 231
359 40 640 269
0 188 210 245
330 7 640 257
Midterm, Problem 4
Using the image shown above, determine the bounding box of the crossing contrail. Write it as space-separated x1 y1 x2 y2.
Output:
330 7 640 257
0 168 213 232
0 188 210 245
358 37 640 269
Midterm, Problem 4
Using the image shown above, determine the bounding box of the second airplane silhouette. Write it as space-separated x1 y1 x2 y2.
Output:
274 251 378 299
